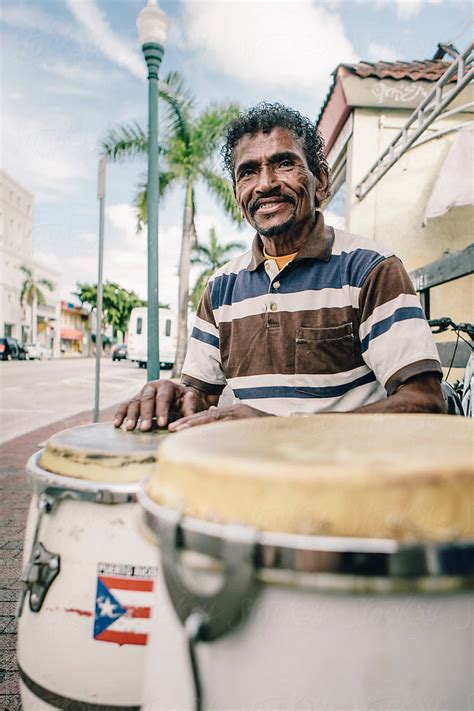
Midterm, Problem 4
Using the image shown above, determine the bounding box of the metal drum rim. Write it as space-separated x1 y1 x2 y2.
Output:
26 451 139 496
138 483 474 580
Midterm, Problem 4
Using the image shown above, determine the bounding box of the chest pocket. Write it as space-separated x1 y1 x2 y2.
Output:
295 323 355 375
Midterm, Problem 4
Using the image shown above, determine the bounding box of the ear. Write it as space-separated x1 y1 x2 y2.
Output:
315 169 330 204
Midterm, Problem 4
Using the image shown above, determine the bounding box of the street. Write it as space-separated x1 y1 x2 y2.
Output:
0 358 173 444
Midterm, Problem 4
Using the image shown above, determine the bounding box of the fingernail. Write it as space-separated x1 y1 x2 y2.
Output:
113 419 120 427
158 417 166 427
126 419 134 429
140 419 150 430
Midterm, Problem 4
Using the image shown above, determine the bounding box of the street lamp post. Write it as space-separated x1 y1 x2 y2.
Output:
137 0 169 383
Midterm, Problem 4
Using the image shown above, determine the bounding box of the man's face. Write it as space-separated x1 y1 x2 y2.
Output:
233 127 323 239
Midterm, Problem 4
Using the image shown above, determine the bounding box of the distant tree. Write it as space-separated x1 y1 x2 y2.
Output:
190 227 245 311
19 265 55 342
74 281 152 342
102 71 243 376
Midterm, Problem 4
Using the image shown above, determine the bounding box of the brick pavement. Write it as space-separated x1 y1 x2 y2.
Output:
0 405 118 710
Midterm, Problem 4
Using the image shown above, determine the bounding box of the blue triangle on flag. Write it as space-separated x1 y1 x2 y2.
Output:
94 577 127 638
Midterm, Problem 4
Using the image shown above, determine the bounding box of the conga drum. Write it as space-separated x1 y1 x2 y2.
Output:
139 414 474 711
17 422 168 710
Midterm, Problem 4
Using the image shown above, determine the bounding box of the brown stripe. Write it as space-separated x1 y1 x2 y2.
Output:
196 287 216 325
220 308 365 377
385 360 443 395
359 256 418 321
181 374 225 396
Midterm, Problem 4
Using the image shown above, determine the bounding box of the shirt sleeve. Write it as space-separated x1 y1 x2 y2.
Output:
358 256 442 394
180 286 226 396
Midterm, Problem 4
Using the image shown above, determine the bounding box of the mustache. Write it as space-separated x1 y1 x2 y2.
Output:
249 191 295 216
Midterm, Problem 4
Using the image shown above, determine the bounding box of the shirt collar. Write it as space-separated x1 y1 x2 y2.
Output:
246 210 334 272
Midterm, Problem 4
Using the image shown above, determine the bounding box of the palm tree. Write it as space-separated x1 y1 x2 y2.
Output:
101 72 242 376
190 227 245 311
19 265 55 343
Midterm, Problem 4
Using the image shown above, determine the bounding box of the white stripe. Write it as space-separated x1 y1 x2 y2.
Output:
228 364 372 390
194 315 219 338
108 589 155 608
332 228 393 259
208 250 252 280
359 293 423 340
214 287 359 324
364 319 439 386
108 616 151 634
238 381 385 416
182 343 225 387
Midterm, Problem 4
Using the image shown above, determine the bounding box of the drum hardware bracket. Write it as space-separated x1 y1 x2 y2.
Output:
18 542 60 615
159 508 259 641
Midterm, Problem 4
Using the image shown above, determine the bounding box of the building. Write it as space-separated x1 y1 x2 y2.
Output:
0 171 61 353
318 44 473 331
60 300 90 356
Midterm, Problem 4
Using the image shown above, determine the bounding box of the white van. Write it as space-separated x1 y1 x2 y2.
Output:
127 307 177 369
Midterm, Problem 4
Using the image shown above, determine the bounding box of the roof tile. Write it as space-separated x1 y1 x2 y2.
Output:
341 59 454 82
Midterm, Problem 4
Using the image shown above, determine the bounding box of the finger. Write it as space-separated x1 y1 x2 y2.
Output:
155 382 180 428
181 390 202 418
114 400 129 427
169 408 220 432
138 383 159 431
124 398 141 430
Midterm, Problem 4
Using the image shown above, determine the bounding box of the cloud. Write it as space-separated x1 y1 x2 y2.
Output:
179 0 357 93
367 42 398 62
2 104 92 201
65 0 145 80
0 5 74 37
352 0 442 19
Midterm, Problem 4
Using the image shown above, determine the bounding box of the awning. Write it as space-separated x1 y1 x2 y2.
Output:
61 328 84 341
423 124 474 225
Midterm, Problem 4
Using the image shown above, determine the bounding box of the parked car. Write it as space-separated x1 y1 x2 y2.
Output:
112 343 128 361
17 342 30 360
25 342 53 360
0 337 28 360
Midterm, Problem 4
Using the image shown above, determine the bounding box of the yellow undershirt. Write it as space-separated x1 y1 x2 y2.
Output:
263 247 298 271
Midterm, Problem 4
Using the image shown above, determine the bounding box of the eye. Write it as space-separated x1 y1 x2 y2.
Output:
278 159 293 168
240 167 255 178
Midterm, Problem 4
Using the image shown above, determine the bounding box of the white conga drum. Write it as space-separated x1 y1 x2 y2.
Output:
17 422 168 710
139 414 474 711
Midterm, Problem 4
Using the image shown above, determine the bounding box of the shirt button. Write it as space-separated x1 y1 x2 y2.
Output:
270 302 278 312
265 262 271 270
273 281 281 289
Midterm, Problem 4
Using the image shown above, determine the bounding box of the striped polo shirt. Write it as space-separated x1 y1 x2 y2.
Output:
181 211 442 415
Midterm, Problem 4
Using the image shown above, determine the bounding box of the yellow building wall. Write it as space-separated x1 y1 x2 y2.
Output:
347 107 474 324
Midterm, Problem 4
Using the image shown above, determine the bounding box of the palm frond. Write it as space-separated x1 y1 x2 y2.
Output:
134 170 177 230
101 122 148 161
201 169 243 225
194 103 240 157
159 71 194 145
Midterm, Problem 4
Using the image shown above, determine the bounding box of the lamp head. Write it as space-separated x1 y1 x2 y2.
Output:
137 0 169 48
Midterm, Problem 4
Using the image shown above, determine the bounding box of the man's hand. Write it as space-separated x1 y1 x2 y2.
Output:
113 381 211 431
168 403 271 431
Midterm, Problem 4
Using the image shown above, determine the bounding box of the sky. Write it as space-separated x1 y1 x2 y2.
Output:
2 0 472 309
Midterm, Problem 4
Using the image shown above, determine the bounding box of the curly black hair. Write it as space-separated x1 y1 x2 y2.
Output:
221 102 330 186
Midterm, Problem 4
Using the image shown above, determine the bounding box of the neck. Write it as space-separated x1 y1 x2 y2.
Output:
259 213 317 256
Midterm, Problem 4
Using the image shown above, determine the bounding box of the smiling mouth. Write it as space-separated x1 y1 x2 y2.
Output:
253 199 293 216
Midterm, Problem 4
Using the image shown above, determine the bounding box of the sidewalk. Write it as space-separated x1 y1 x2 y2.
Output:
0 404 118 710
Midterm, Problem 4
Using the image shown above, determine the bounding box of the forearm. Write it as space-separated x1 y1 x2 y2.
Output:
353 373 446 414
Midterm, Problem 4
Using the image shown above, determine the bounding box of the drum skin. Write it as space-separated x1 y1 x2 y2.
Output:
142 556 473 711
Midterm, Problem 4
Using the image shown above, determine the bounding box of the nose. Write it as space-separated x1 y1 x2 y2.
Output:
255 165 278 193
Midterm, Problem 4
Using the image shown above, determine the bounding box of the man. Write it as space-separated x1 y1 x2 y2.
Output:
115 103 444 432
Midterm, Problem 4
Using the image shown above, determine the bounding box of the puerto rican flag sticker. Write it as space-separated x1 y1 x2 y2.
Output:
93 562 157 646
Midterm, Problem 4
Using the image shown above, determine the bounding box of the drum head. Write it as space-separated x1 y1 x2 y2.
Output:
146 414 474 541
40 422 169 483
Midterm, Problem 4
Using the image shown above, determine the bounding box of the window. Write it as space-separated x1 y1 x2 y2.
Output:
165 319 172 337
137 317 143 335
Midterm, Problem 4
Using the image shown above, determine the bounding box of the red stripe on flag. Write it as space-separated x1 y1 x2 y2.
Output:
125 606 151 619
96 629 148 646
99 575 154 592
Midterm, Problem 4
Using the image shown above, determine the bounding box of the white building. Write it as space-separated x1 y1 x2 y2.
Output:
0 170 61 354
